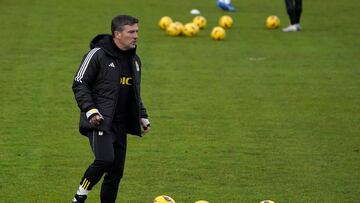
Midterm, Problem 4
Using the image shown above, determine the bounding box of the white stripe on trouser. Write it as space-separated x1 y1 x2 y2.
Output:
75 48 101 83
92 131 95 153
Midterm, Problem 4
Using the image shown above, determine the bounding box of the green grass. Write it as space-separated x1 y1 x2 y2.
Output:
1 0 360 202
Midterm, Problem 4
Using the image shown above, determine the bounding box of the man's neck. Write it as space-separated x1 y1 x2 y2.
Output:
113 38 127 51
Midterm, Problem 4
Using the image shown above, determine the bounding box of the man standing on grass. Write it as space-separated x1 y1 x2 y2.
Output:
71 14 150 203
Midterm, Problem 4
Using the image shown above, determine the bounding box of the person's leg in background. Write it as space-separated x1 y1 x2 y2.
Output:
283 0 302 32
294 0 302 26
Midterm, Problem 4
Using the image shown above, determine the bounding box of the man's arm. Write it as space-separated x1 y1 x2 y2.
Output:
72 48 103 124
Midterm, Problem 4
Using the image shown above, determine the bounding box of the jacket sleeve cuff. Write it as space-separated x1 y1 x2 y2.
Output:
86 108 99 119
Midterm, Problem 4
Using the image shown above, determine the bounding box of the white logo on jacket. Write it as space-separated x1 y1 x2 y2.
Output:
108 62 115 68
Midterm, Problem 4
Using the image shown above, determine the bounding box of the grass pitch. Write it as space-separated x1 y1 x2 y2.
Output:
0 0 359 202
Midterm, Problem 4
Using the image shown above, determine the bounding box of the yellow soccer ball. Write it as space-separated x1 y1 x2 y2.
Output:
192 15 207 29
173 21 184 35
159 16 173 30
265 15 280 29
190 22 200 33
210 26 226 40
218 15 233 29
259 200 276 203
183 23 199 37
195 200 209 203
166 22 182 36
153 195 176 203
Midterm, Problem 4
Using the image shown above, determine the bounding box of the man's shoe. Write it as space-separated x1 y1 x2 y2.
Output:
224 3 236 11
217 1 227 10
282 24 300 32
217 1 236 12
72 194 87 203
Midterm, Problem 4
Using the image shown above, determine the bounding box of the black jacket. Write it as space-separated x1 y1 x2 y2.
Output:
72 34 148 136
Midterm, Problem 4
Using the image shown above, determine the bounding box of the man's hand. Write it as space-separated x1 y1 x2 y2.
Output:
86 108 104 126
140 118 151 134
89 114 104 126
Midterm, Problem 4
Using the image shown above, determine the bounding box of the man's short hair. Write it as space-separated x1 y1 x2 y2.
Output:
111 15 139 36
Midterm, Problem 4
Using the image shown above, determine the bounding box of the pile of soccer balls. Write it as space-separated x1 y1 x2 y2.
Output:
152 194 276 203
153 195 209 203
158 15 233 41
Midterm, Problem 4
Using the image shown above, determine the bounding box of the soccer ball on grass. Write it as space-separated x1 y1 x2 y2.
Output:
218 15 233 29
183 23 199 37
265 15 280 29
166 22 182 36
260 200 276 203
159 16 173 30
192 16 207 29
153 195 176 203
210 26 226 40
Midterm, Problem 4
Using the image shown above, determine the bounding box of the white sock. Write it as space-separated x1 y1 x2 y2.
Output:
76 185 89 196
224 0 231 4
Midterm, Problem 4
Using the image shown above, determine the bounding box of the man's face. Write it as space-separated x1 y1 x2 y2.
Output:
114 24 139 50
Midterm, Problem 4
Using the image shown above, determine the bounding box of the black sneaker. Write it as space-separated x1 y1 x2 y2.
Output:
72 194 87 203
